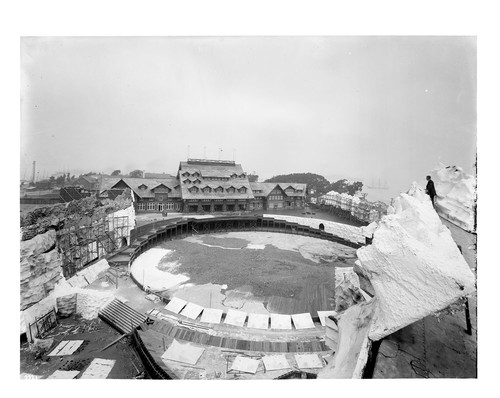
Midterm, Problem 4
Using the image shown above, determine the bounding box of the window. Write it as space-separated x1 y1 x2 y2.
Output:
227 187 235 193
138 184 148 190
231 173 238 178
202 186 212 193
215 186 223 193
183 179 191 184
147 202 156 211
238 187 247 193
158 195 164 201
182 172 190 177
138 203 145 211
189 186 199 193
192 172 200 177
193 179 201 184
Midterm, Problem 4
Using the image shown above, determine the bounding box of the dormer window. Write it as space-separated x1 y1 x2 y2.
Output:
227 186 235 194
215 186 224 193
238 187 247 193
183 179 191 184
189 186 199 193
202 186 212 193
193 179 201 184
192 172 200 178
239 173 246 178
230 173 238 178
174 185 180 190
138 184 148 190
182 172 190 177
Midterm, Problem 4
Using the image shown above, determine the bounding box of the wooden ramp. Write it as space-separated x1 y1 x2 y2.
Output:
99 299 147 334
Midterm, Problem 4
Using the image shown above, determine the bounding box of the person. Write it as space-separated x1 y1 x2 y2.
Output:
425 175 437 205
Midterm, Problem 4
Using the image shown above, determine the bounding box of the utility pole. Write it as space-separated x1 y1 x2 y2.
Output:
32 161 36 183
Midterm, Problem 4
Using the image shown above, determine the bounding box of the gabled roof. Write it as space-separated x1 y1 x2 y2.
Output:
99 176 182 199
249 182 307 197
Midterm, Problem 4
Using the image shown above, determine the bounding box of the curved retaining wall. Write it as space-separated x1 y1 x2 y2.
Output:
128 215 363 268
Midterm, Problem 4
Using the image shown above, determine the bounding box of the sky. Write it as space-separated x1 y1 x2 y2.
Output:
21 36 476 199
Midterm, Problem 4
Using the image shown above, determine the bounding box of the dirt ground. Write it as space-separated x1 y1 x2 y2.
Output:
158 234 353 299
20 315 146 379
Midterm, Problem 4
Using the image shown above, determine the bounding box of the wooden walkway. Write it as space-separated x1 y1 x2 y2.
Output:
147 318 328 353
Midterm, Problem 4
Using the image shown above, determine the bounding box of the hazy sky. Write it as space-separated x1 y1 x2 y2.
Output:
21 36 476 196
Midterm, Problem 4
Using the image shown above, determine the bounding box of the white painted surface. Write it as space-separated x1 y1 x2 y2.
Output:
47 370 80 379
224 309 247 327
294 354 324 369
262 355 291 371
130 248 190 292
246 313 269 329
80 358 116 379
230 356 260 374
48 340 84 356
291 313 315 329
264 214 364 244
162 340 205 366
270 314 292 330
179 302 204 320
165 297 187 314
200 308 223 324
317 311 337 327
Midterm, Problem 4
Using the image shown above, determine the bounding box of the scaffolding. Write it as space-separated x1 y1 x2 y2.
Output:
56 213 130 278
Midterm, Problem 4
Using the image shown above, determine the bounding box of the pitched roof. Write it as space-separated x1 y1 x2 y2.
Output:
99 176 182 199
179 159 253 200
249 182 307 197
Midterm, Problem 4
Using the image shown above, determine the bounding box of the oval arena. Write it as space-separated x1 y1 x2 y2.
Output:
103 215 364 379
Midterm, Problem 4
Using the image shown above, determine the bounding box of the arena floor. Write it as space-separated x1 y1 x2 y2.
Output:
131 231 358 315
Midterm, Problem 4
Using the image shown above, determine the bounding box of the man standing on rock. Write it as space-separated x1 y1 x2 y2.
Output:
425 175 437 206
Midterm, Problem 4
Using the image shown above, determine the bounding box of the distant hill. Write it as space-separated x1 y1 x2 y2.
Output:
264 172 363 196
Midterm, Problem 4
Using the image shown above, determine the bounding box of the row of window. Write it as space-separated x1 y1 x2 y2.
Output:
269 195 283 201
188 186 247 194
181 171 246 179
137 202 180 211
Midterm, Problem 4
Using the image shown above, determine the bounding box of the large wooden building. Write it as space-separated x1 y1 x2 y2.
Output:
97 159 308 214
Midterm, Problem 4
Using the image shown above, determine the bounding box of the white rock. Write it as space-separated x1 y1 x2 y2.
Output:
356 192 476 341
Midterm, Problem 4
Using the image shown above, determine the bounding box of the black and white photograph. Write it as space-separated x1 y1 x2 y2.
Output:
7 0 497 394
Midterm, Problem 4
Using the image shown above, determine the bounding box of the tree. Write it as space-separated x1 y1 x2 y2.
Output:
111 169 121 176
55 175 66 186
248 173 259 182
329 179 363 196
128 169 143 178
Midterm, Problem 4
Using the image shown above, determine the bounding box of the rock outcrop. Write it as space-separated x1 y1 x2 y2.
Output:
20 230 64 311
356 188 475 341
431 163 476 232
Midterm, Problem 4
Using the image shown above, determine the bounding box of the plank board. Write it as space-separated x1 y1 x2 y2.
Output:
47 370 80 379
80 358 116 379
294 354 324 369
247 313 269 329
200 308 223 324
179 302 204 320
48 340 84 356
161 339 205 366
165 297 187 314
317 311 338 327
292 313 315 329
262 355 291 371
270 314 292 330
224 309 247 327
230 356 260 374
